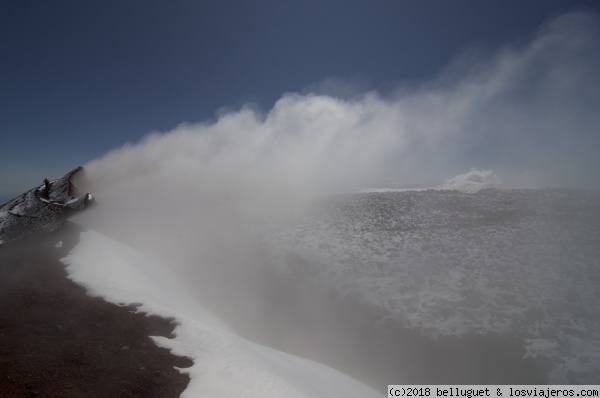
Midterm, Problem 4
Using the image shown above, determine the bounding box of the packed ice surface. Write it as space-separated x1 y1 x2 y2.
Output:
258 188 600 383
61 230 383 398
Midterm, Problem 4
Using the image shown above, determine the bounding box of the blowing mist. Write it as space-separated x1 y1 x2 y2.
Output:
70 12 600 387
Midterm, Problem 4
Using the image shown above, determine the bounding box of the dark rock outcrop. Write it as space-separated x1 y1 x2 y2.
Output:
0 167 93 245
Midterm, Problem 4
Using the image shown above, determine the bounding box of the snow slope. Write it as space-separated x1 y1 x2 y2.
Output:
61 230 383 398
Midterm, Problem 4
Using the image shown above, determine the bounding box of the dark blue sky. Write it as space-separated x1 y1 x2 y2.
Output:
1 0 599 196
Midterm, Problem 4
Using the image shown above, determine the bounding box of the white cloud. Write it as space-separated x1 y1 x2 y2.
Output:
71 11 600 262
81 12 599 203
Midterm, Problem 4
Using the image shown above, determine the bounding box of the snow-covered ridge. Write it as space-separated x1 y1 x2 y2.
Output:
0 167 93 245
2 166 383 396
61 230 383 398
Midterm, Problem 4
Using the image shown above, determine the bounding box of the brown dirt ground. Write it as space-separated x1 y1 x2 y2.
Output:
0 222 193 398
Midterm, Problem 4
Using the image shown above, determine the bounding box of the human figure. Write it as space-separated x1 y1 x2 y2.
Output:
40 178 50 199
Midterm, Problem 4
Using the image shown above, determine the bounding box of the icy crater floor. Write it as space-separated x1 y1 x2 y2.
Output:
259 188 600 383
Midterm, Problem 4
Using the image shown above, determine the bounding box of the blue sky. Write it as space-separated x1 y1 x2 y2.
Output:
2 0 600 198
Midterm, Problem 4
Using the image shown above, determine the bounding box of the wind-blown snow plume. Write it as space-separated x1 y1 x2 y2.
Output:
74 10 599 253
78 12 599 198
70 11 600 385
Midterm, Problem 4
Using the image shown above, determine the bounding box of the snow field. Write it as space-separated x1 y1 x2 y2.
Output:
61 230 383 398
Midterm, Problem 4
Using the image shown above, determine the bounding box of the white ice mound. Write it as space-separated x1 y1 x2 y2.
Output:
61 230 382 398
438 168 502 193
